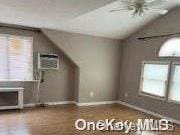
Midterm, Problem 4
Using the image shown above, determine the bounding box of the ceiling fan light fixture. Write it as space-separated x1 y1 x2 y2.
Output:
132 2 149 16
110 0 168 16
133 8 146 16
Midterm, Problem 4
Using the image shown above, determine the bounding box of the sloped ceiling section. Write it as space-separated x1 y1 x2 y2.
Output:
0 0 115 31
42 29 79 65
0 0 179 39
58 0 180 39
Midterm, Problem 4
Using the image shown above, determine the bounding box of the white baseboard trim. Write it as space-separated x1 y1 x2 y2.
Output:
74 101 118 106
24 101 74 108
117 101 180 125
24 103 36 107
46 101 74 106
24 101 117 108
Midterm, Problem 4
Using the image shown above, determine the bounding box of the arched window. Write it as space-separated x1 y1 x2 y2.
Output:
159 38 180 57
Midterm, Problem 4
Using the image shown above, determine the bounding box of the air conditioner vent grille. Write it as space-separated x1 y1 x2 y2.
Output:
38 54 59 70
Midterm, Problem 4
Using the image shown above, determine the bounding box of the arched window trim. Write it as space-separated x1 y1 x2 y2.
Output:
159 37 180 57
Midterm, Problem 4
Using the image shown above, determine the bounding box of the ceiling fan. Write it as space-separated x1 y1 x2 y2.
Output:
110 0 168 16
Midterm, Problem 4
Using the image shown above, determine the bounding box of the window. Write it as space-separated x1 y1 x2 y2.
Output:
0 34 33 81
169 63 180 103
159 38 180 57
140 62 170 98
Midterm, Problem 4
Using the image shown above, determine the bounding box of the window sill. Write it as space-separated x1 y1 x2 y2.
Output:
0 80 39 82
168 99 180 105
139 92 165 101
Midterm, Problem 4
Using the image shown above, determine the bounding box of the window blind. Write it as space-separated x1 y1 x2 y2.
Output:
141 63 169 97
0 35 33 81
0 36 8 80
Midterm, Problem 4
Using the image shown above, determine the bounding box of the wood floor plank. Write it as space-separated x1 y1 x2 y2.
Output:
0 104 179 135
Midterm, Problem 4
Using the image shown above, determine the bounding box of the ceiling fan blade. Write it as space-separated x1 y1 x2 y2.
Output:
118 0 134 7
109 8 128 12
113 0 135 11
145 0 156 3
147 0 168 7
149 8 168 15
120 0 132 4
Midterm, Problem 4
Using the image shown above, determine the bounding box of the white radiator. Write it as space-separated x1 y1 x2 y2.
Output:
0 87 24 110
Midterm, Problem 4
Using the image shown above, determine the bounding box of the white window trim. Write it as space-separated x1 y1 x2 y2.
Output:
139 61 171 101
0 34 34 82
167 62 180 104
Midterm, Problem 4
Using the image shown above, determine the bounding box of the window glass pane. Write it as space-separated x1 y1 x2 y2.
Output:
8 36 33 81
169 65 180 102
140 63 169 98
142 79 166 97
159 38 180 57
172 66 180 82
0 36 8 80
169 82 180 102
143 64 169 80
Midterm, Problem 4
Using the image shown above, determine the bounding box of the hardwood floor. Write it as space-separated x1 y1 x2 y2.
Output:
0 104 179 135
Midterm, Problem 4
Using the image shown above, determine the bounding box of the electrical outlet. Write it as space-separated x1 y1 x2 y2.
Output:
90 92 94 97
124 93 128 98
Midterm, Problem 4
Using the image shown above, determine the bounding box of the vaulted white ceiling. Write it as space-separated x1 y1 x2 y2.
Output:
0 0 179 39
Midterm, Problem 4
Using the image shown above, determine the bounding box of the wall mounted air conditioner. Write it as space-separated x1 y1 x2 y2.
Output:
38 53 59 70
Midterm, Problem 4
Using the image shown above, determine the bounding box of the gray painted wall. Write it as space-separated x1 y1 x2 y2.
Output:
119 8 180 120
0 27 75 105
42 29 122 103
0 26 122 105
1 7 179 122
